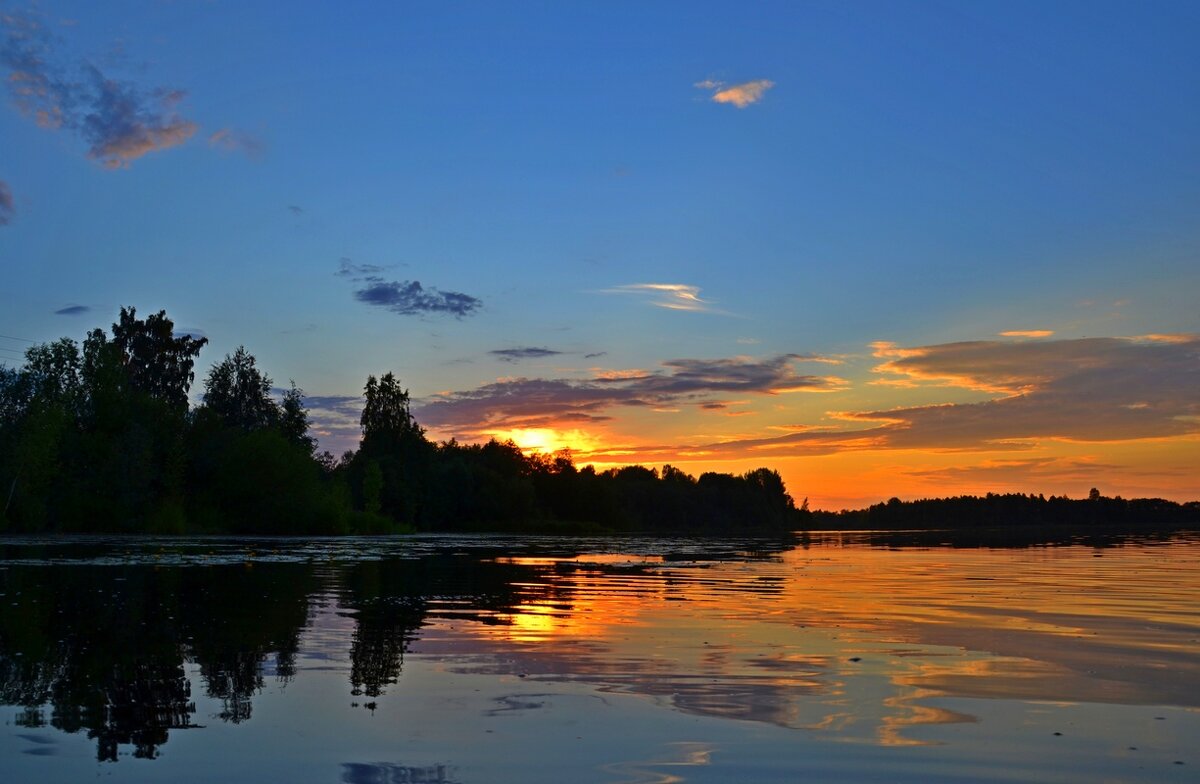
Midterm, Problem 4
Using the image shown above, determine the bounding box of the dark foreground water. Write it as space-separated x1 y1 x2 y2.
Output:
1 531 1197 783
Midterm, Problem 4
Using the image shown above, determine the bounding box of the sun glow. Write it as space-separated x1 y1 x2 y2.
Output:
488 427 604 455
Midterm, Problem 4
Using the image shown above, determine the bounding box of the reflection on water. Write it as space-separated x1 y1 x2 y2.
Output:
341 762 459 783
1 531 1198 781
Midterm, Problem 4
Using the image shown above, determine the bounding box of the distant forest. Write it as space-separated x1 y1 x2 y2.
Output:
0 308 804 534
2 308 1196 536
811 490 1200 531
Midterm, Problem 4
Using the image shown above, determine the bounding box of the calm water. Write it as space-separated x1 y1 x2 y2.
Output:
1 531 1197 783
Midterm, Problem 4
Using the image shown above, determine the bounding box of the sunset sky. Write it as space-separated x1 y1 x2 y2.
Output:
2 1 1197 509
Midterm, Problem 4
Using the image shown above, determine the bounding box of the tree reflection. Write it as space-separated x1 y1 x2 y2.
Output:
0 567 194 760
340 554 548 701
176 563 315 723
0 562 315 759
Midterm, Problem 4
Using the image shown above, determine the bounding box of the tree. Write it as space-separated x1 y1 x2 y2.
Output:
202 347 278 432
360 372 422 451
22 338 82 412
110 307 207 413
279 382 315 453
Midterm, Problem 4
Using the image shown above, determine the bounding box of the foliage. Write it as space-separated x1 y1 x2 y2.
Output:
110 307 207 413
1 308 345 534
201 346 278 431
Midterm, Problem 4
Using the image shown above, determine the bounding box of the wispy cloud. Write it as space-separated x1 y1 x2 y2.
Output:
598 335 1200 462
603 283 722 313
335 257 389 278
902 456 1125 485
0 10 196 167
490 347 563 363
416 354 847 436
1137 333 1194 344
354 279 482 319
695 78 775 108
858 335 1200 446
999 329 1054 338
53 304 89 315
0 179 12 225
208 128 265 158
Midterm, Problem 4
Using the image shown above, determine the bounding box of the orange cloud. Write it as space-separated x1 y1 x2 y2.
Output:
1137 333 1196 344
999 330 1054 338
570 335 1200 462
702 79 775 108
1 9 198 168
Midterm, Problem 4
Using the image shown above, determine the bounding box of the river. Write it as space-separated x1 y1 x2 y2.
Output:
1 531 1196 782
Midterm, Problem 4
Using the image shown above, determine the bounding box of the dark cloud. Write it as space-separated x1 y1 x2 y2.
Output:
0 11 196 167
0 179 13 225
418 377 622 434
416 355 845 436
336 260 467 317
354 279 482 319
288 205 304 215
208 127 265 158
489 347 563 363
53 304 89 315
584 351 607 359
621 356 839 396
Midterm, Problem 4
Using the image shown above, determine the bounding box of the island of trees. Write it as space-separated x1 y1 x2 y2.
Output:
2 307 1196 535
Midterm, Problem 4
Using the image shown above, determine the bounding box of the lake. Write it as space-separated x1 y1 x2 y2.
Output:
1 531 1197 782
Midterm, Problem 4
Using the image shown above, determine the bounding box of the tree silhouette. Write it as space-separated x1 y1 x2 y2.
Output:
201 347 278 431
110 307 207 413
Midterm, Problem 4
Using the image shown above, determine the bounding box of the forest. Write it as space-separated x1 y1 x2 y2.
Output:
810 490 1200 530
0 307 806 534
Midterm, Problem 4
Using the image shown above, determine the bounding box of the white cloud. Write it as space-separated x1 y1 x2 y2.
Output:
603 283 722 313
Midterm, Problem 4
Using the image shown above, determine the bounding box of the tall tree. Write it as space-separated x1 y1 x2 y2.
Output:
356 373 430 525
360 373 423 452
202 347 278 432
278 382 315 453
110 307 207 413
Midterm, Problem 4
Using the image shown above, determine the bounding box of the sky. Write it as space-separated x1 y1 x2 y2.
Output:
1 0 1198 509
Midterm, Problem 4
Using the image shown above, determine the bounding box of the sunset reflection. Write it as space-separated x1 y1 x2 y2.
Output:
411 534 1200 745
3 535 1198 779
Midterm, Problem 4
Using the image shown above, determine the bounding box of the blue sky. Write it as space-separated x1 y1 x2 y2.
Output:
2 1 1198 507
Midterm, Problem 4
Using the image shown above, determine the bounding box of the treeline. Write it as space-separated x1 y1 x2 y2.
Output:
0 307 806 534
809 491 1200 530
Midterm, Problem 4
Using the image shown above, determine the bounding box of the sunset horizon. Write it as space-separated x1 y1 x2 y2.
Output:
3 1 1197 511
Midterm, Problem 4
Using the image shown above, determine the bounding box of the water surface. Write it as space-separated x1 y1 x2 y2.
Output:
1 531 1197 782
